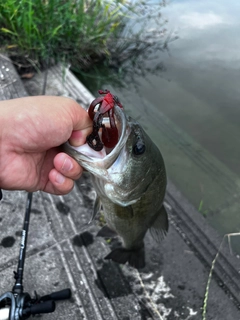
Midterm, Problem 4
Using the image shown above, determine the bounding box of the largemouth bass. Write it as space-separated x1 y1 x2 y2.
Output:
63 102 168 269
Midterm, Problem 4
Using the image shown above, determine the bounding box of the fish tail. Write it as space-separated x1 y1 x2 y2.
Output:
104 246 145 269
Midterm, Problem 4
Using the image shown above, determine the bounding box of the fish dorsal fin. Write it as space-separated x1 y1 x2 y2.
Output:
97 225 118 238
150 205 168 242
88 196 101 224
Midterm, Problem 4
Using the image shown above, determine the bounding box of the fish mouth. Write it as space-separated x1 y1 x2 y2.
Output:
63 105 131 169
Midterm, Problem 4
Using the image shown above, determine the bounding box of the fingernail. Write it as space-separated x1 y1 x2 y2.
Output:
61 157 73 172
55 172 66 184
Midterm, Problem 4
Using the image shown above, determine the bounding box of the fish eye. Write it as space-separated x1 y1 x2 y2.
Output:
133 139 145 156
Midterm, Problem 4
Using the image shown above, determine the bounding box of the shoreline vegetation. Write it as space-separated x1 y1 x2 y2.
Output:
0 0 173 88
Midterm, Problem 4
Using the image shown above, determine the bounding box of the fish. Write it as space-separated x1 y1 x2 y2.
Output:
63 104 168 269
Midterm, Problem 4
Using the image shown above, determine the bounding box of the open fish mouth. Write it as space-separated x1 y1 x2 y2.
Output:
63 105 131 169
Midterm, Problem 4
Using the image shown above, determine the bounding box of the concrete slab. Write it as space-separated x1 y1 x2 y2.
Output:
0 56 240 320
0 54 27 100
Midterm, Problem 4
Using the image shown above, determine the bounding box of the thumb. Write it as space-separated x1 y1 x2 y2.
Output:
69 102 93 146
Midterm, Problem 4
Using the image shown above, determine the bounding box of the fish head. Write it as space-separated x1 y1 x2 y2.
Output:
63 105 166 206
63 105 131 173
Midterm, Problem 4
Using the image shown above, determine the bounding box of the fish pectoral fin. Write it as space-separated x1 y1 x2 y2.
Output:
88 196 101 224
104 246 145 269
150 205 168 242
97 225 118 238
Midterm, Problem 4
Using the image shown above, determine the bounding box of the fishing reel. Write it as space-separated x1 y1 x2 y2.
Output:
0 288 71 320
0 192 72 320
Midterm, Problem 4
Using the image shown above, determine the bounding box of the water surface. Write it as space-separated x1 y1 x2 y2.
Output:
81 0 240 252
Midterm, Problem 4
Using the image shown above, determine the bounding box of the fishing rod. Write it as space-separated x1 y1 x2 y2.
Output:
0 192 71 320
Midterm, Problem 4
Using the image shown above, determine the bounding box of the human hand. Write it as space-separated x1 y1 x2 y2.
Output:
0 96 92 195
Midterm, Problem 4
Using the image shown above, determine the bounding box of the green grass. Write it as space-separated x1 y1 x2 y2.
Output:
0 0 171 82
198 200 209 217
0 0 128 69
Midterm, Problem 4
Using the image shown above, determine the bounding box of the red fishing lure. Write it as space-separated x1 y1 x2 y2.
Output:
86 90 123 151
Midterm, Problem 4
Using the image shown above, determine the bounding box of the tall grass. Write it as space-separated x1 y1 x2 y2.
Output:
0 0 171 82
0 0 127 70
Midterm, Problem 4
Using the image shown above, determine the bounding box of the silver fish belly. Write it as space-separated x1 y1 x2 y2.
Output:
63 105 168 269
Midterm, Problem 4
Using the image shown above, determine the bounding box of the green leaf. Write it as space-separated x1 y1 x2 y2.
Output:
1 27 17 36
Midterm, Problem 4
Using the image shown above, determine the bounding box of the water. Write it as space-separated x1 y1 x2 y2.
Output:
80 0 240 252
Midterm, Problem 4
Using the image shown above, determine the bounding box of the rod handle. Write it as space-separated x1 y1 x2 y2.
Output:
23 301 55 316
40 288 71 301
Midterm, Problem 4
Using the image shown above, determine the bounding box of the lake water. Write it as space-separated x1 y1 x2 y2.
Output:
80 0 240 252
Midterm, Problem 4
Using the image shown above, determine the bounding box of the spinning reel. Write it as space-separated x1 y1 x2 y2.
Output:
0 192 72 320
